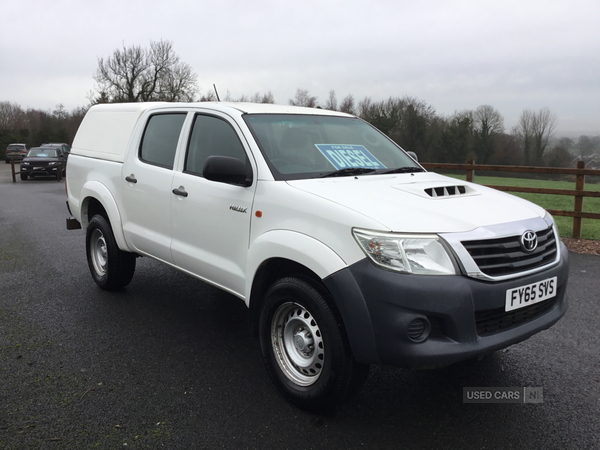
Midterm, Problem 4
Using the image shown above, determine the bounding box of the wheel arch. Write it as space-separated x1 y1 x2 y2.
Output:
246 229 347 308
80 181 129 251
248 257 322 337
246 230 378 364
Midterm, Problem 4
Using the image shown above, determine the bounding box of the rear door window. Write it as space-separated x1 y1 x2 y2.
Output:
139 113 186 169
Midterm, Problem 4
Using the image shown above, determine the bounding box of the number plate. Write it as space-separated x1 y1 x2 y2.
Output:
505 277 557 312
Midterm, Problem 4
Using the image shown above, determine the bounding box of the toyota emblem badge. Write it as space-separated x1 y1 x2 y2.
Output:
521 230 538 252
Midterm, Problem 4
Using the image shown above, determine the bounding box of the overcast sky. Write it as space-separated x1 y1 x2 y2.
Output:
1 0 599 136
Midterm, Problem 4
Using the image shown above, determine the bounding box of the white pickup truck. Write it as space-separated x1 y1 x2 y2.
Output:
66 102 569 410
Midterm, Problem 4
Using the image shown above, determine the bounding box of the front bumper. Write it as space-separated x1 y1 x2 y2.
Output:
20 165 60 176
324 243 569 368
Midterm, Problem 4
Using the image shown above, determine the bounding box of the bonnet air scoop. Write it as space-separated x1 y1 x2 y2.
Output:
392 181 480 199
425 185 469 197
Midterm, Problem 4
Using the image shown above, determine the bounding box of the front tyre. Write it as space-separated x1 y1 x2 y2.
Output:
86 215 136 290
259 276 369 411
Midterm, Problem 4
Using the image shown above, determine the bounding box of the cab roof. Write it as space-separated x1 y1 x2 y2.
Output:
85 101 354 117
72 102 354 163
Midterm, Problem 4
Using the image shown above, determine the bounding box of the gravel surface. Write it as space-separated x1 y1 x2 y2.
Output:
561 238 600 255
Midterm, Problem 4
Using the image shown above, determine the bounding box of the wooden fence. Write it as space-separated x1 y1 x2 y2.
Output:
421 158 600 239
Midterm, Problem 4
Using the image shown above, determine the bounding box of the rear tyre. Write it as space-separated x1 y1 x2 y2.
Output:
259 276 369 411
86 214 136 290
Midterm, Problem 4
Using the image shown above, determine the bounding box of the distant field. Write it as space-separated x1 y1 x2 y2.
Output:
444 174 600 240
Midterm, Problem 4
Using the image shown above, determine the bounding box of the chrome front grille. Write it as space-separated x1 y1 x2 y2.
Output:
461 227 557 277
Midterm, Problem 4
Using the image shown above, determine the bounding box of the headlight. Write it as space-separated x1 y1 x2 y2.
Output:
544 211 557 228
21 162 30 165
352 229 458 275
49 162 59 166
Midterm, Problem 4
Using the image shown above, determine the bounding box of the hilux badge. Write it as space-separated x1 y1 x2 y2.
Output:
229 205 247 214
521 230 538 252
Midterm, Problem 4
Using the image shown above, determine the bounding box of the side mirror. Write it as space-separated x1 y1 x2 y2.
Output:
203 155 252 187
407 151 418 162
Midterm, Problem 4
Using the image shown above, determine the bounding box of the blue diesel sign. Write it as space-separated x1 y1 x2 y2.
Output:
315 144 386 170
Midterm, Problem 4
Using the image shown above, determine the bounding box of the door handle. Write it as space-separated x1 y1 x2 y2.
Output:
172 187 188 197
125 175 137 183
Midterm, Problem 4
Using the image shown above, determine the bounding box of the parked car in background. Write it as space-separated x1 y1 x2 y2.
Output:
19 147 66 180
42 142 71 156
5 143 28 163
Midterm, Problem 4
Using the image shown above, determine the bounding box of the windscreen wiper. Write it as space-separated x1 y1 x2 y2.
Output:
320 167 378 178
380 167 426 174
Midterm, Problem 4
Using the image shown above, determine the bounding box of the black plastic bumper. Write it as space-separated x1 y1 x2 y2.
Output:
323 243 569 368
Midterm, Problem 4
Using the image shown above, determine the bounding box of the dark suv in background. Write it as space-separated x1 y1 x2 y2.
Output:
5 143 28 163
19 147 67 180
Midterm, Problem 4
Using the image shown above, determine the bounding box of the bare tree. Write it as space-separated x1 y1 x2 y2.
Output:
289 89 318 107
531 107 557 165
324 90 338 111
219 90 275 103
339 94 356 115
250 91 275 103
516 108 557 165
0 101 25 130
52 104 68 120
357 97 373 118
198 90 217 102
472 105 504 164
473 105 504 134
91 40 199 103
515 109 535 165
223 90 247 102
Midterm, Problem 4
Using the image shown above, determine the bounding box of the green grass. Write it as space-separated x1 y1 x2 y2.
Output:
444 174 600 240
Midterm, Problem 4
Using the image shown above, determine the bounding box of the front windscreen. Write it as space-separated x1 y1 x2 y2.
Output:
243 114 422 180
28 149 57 157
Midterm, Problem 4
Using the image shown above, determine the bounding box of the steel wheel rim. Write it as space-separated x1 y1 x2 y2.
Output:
90 228 108 276
271 302 324 386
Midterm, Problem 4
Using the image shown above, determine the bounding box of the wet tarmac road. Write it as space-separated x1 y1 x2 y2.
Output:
1 165 598 449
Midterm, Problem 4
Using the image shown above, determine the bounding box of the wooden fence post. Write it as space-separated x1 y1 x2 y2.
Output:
573 160 585 239
10 160 17 182
466 157 474 182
